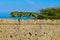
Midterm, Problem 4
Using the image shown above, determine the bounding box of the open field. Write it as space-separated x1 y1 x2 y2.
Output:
0 19 60 40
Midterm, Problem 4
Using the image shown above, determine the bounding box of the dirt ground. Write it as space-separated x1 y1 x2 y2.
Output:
0 19 60 40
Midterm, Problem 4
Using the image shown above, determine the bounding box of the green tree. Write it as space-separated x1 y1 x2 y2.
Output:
39 7 60 19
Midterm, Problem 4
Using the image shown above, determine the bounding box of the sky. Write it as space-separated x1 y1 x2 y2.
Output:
0 0 60 18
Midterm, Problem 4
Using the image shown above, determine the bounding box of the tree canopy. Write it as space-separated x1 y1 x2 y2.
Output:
11 7 60 20
38 8 60 19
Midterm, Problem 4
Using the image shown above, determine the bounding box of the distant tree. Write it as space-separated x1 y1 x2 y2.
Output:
11 11 39 21
11 11 18 17
11 11 23 22
39 7 60 19
11 7 60 20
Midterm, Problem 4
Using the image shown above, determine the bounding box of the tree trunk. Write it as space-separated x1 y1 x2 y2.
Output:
18 17 22 25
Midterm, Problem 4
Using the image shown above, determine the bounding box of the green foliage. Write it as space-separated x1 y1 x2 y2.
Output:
37 14 48 19
11 7 60 20
11 11 39 21
11 11 18 17
39 7 60 19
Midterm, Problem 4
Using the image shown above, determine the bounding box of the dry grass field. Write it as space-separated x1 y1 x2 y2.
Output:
0 19 60 40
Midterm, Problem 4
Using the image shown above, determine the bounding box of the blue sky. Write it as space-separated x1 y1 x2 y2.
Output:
0 0 60 12
0 0 60 18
